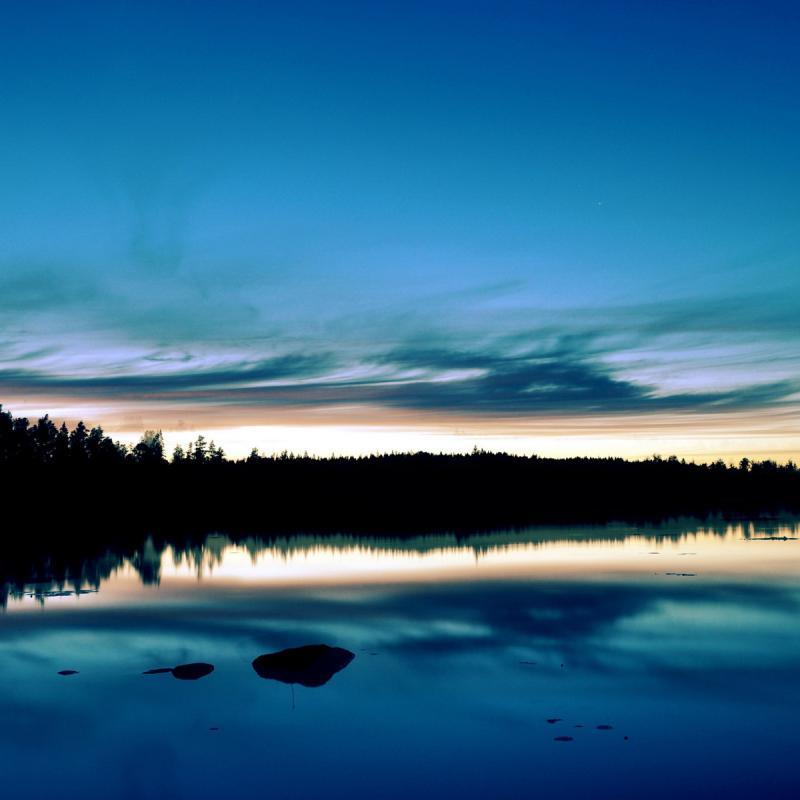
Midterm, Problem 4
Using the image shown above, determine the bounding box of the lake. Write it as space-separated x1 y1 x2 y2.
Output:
2 518 799 799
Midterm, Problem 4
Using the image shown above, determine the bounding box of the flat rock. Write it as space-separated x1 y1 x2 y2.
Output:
252 644 355 687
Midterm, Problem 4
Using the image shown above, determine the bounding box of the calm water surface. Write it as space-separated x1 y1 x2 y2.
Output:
2 520 799 799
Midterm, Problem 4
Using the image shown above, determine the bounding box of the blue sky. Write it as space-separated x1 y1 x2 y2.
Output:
1 1 799 458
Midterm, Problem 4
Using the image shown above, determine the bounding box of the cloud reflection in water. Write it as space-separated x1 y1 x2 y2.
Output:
1 521 799 799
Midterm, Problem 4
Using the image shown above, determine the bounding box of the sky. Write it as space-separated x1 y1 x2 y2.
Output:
1 0 799 460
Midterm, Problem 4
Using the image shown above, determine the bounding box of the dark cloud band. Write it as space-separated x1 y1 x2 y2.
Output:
1 336 797 418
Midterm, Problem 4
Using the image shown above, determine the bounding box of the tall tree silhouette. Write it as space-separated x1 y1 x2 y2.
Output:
55 422 70 463
69 421 89 463
133 430 165 465
33 415 58 463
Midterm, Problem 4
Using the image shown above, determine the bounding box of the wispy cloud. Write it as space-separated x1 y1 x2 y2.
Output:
1 248 798 429
1 329 797 419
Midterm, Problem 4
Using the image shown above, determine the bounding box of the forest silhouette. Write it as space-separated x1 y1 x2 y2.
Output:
2 404 799 543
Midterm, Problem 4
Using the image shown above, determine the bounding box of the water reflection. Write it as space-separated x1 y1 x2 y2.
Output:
1 519 799 799
4 517 800 608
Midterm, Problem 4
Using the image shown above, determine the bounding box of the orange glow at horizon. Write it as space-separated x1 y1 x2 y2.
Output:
3 392 799 463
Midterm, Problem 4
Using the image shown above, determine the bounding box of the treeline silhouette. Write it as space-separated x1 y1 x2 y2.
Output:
2 404 799 540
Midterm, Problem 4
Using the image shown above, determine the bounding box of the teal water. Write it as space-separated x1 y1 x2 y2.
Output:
2 520 799 799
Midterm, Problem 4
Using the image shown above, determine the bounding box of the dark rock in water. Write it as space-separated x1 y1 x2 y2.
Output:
546 718 563 724
172 663 215 681
57 670 78 676
209 727 219 731
624 736 629 740
574 724 584 728
252 644 355 688
596 724 613 730
143 663 214 680
554 736 573 742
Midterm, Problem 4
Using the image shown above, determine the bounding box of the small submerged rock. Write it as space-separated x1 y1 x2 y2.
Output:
546 718 563 724
143 663 214 681
596 725 613 730
57 670 78 676
554 736 573 742
173 663 214 681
